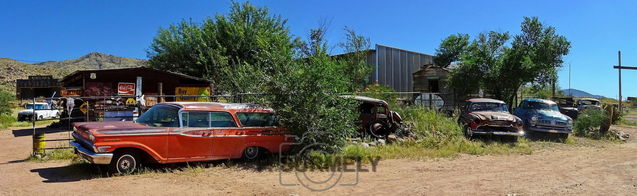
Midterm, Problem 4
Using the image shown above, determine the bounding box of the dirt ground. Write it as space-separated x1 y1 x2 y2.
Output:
0 126 636 195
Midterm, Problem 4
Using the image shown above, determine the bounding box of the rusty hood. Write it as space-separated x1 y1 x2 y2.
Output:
469 111 517 122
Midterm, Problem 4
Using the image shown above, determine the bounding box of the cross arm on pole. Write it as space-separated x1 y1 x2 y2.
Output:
614 65 637 70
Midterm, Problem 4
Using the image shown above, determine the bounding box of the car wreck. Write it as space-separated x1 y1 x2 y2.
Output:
552 97 579 119
458 98 524 140
577 98 602 111
342 95 409 138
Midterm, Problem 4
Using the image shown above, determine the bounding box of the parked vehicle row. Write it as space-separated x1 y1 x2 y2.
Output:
70 95 578 175
459 98 574 141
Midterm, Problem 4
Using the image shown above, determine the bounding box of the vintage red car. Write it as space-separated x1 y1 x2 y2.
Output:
70 102 292 174
458 98 524 140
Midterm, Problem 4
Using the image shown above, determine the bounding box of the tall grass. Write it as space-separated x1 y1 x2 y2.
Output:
342 106 534 160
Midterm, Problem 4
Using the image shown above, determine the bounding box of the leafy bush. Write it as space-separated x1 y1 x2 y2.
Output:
0 113 15 129
392 106 463 147
574 109 607 136
359 84 398 105
0 89 14 115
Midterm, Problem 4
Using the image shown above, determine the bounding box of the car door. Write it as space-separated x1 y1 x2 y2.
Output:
207 111 242 158
166 111 216 161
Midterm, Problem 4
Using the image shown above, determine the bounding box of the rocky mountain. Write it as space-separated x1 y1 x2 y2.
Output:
0 52 146 94
561 88 605 99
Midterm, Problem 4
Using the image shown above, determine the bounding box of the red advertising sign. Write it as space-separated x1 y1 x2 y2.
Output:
118 83 136 95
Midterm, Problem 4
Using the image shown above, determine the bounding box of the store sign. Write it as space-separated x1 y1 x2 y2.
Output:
118 83 136 95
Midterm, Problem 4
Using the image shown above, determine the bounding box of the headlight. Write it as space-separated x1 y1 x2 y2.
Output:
96 146 111 153
531 116 538 122
88 132 95 142
568 119 573 125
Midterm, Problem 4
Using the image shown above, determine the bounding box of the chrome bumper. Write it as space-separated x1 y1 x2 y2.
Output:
472 130 525 136
526 127 572 134
70 141 113 164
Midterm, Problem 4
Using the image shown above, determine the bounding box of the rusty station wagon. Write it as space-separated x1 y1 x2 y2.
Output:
71 102 292 174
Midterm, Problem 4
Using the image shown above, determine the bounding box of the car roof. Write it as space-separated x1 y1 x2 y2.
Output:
27 102 48 105
159 102 273 113
522 98 557 104
340 95 388 105
466 98 505 104
578 98 600 101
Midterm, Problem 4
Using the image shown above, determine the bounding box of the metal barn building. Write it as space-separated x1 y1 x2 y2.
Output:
366 44 435 92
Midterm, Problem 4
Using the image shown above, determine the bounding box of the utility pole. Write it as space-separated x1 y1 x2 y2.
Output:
569 63 571 97
613 50 637 114
618 51 622 113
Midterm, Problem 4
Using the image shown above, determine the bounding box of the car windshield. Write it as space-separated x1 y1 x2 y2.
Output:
579 100 599 105
26 104 46 110
521 101 559 111
136 105 180 127
469 102 508 112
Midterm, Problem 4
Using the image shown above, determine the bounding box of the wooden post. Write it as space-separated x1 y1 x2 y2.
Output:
158 82 164 103
618 51 622 113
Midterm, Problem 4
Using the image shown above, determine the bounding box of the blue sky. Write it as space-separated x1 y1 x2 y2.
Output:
1 0 635 99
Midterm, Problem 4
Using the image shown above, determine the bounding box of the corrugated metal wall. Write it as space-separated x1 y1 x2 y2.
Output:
371 44 434 92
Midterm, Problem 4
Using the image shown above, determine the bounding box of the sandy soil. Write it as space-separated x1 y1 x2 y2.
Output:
0 126 636 195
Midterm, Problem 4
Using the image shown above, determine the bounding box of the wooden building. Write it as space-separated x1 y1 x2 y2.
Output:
59 67 212 100
16 75 62 100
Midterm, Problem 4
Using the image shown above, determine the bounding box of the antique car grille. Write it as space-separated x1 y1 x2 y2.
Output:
538 120 552 125
555 121 567 126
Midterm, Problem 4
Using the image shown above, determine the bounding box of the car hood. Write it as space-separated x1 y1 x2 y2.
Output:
74 121 162 135
534 110 570 121
470 111 517 121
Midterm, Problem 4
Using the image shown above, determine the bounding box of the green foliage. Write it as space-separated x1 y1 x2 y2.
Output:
0 114 15 129
360 84 398 105
392 106 463 147
574 109 607 137
147 1 295 93
433 33 470 67
444 17 570 107
262 54 361 152
0 89 14 115
338 27 373 90
148 2 371 151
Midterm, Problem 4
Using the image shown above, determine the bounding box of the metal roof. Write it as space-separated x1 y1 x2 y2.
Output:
60 67 211 83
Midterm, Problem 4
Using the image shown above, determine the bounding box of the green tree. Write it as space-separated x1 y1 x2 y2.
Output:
433 33 470 68
443 17 570 106
147 1 295 93
147 2 370 151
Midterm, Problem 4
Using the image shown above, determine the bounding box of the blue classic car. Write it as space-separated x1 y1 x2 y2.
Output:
513 98 573 139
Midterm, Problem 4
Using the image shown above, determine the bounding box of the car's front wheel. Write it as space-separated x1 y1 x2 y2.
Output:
463 125 474 139
109 151 140 175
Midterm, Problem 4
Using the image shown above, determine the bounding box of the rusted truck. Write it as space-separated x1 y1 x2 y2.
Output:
71 102 292 174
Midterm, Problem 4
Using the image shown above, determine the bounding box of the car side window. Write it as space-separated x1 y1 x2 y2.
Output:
181 111 237 127
187 112 210 127
237 112 277 127
210 112 237 127
375 106 386 114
